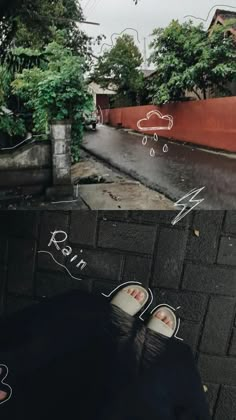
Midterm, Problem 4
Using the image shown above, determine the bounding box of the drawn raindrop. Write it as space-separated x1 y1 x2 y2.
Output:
163 144 169 153
142 134 158 157
142 135 148 146
150 148 155 157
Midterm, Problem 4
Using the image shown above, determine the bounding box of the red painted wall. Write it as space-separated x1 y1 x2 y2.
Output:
103 97 236 152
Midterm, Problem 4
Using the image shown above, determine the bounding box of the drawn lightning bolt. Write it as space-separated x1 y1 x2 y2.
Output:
171 187 206 226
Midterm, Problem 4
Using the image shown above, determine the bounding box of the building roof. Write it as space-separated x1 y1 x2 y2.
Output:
88 82 116 95
209 9 236 33
141 69 157 79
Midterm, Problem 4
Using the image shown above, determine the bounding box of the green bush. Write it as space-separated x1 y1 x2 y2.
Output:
0 113 26 137
12 42 93 162
0 65 27 138
0 66 12 106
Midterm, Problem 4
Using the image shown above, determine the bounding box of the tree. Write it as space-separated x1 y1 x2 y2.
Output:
0 0 93 62
92 34 144 106
149 19 236 104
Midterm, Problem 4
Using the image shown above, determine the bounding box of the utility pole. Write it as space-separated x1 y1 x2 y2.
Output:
143 37 147 70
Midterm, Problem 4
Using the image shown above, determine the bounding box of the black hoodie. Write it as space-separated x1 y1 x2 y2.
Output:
0 290 210 420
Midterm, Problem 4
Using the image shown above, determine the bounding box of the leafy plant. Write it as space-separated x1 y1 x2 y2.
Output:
0 65 26 138
12 42 93 161
3 47 46 74
91 34 144 106
0 112 26 137
0 0 95 68
0 65 12 106
149 19 236 104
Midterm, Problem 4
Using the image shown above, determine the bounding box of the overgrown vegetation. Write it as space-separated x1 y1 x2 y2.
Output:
0 112 26 138
0 0 93 62
0 65 27 139
149 19 236 104
11 41 93 161
0 0 97 161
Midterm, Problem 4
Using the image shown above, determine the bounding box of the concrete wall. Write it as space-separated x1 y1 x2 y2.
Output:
104 97 236 152
0 140 51 188
0 141 51 170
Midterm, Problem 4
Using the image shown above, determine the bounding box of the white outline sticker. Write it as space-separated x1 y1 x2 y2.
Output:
137 110 174 131
0 133 33 151
101 281 153 320
163 144 169 153
171 187 206 226
150 304 183 341
97 105 104 126
101 283 182 338
37 251 83 281
0 365 12 406
184 4 236 22
99 28 140 54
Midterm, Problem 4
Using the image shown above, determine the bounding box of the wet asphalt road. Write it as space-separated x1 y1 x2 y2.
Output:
83 126 236 209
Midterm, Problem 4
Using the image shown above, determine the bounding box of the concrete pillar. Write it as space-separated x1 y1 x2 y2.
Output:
46 121 73 199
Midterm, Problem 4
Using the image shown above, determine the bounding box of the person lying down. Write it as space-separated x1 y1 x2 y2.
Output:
0 285 210 420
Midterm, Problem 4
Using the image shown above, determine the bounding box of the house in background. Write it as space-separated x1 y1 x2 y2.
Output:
142 69 157 79
185 9 236 100
144 9 236 102
209 9 236 38
88 82 116 110
208 9 236 97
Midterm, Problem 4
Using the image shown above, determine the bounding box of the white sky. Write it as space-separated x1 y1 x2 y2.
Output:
79 0 236 66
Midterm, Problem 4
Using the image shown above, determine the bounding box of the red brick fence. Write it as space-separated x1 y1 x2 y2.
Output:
103 97 236 152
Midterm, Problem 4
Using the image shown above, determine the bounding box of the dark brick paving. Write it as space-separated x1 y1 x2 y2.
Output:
0 210 236 419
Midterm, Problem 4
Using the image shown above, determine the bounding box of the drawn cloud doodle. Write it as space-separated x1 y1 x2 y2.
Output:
137 110 174 131
184 4 236 22
99 28 140 54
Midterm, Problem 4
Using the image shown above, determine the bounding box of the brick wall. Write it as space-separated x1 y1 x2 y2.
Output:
0 210 236 419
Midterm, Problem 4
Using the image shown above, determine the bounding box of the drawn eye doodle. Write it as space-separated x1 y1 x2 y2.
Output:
0 365 12 405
